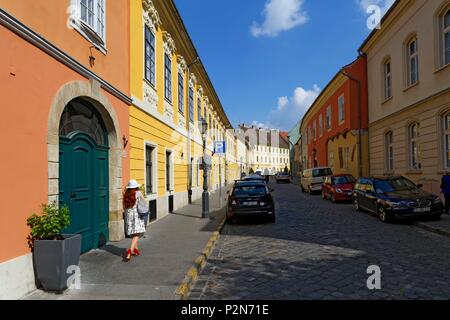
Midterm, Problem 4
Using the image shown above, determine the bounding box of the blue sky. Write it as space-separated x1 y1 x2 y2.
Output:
174 0 394 132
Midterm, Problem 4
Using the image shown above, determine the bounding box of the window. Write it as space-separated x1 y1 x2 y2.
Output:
178 73 184 114
326 106 332 130
328 151 334 169
384 60 392 100
166 151 172 191
164 54 172 102
145 145 154 194
80 0 105 37
338 95 345 123
145 26 156 86
343 147 350 169
198 97 202 122
442 9 450 66
313 121 317 140
385 131 394 172
407 38 419 86
338 147 343 169
444 113 450 168
319 114 323 137
188 88 194 123
409 123 421 169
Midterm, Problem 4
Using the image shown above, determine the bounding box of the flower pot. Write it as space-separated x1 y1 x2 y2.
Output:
32 234 81 292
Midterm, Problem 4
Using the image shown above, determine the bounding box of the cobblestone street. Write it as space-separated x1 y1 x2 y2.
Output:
189 181 450 300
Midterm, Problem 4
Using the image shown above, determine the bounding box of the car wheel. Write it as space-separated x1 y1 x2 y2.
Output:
378 205 390 223
353 198 361 211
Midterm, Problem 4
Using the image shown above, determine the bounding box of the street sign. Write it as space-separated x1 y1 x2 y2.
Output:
214 141 226 155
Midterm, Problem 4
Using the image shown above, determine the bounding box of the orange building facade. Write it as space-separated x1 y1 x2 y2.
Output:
300 56 369 178
0 1 131 298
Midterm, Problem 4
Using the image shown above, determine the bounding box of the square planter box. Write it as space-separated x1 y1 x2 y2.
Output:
33 234 82 292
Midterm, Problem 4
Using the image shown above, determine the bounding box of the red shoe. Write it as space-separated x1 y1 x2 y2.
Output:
133 248 141 256
123 249 132 262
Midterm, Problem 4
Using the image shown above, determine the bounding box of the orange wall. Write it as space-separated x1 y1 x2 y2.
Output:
0 0 130 96
304 56 368 167
0 25 129 263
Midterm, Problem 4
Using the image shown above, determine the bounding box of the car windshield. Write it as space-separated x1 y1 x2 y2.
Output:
374 178 417 193
333 176 356 185
233 185 267 196
312 168 332 177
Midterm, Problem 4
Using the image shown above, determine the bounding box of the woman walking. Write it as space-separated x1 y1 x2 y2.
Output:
123 180 147 262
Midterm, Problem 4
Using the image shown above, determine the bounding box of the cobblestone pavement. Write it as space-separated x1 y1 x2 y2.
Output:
189 181 450 300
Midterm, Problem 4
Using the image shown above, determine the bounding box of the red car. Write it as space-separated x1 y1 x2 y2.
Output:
322 174 356 202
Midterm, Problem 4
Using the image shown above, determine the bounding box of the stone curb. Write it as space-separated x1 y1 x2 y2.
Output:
174 216 227 300
415 221 450 239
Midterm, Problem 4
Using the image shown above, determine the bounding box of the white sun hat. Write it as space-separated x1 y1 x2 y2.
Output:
126 179 141 189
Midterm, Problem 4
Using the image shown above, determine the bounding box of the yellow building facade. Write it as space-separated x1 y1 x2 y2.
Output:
129 0 237 222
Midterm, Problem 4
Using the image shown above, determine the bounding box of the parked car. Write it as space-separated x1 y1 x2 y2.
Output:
242 174 267 184
353 176 444 223
226 181 275 224
276 172 291 184
322 174 356 202
301 167 333 194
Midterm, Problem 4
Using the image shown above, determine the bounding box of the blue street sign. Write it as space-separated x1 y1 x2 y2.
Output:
214 141 226 155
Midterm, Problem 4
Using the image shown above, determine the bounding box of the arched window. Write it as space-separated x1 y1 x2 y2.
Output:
385 131 394 172
444 112 450 168
408 123 421 170
383 59 392 100
59 98 108 147
406 38 419 86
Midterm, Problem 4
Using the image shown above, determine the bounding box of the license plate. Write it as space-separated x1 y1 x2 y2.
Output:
414 207 431 213
243 201 258 206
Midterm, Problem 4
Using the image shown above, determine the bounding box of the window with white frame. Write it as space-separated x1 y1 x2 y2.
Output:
198 96 202 122
78 0 105 43
145 144 157 194
385 131 394 172
444 113 450 168
326 106 332 130
188 88 194 123
164 54 172 102
407 38 419 86
384 59 392 100
409 123 421 169
338 95 345 123
145 26 156 86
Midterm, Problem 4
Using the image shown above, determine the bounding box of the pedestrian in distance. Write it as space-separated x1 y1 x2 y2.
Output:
122 180 147 262
441 171 450 215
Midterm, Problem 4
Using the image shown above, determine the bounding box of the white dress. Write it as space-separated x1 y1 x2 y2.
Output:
125 191 146 236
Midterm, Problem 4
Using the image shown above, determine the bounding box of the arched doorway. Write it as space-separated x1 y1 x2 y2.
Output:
58 98 110 253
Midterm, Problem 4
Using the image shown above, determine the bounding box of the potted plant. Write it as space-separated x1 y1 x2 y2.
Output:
27 202 81 292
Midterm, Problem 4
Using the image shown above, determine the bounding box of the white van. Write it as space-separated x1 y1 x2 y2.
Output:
301 167 333 194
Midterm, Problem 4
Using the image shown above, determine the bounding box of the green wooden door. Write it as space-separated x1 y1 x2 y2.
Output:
59 133 109 253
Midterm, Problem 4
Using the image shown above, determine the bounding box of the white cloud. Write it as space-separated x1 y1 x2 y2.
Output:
356 0 395 15
252 84 321 130
251 0 308 38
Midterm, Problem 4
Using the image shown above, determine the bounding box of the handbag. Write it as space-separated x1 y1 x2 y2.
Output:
137 196 150 218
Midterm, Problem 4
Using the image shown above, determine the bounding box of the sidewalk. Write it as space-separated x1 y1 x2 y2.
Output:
22 186 230 300
415 213 450 238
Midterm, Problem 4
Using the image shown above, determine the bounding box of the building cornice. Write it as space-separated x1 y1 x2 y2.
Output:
0 9 132 105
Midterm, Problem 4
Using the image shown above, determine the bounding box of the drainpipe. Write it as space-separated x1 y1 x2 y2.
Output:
341 70 363 178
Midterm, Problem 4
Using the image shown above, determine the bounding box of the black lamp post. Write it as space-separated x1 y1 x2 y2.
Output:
201 118 210 218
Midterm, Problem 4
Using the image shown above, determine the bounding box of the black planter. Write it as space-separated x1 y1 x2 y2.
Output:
33 234 81 292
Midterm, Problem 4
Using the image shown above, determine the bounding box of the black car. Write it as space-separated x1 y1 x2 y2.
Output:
226 181 275 224
353 176 444 223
